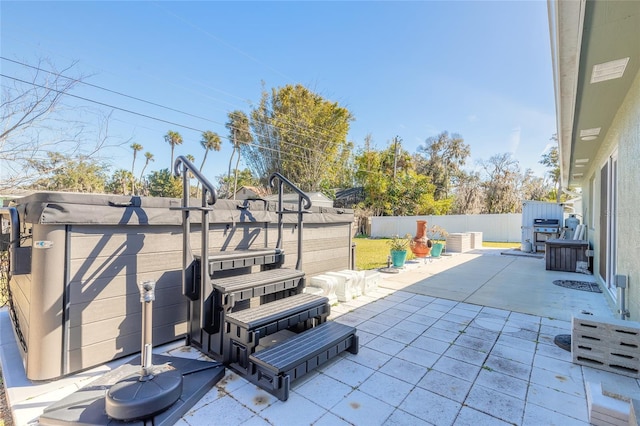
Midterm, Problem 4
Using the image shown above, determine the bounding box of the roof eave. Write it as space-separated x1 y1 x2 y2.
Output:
548 0 586 189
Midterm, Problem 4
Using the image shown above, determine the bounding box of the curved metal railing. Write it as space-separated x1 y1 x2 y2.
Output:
0 207 28 352
0 207 21 277
174 156 217 207
269 173 312 270
173 156 217 337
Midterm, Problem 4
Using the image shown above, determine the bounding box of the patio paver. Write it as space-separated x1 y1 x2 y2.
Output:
3 249 639 425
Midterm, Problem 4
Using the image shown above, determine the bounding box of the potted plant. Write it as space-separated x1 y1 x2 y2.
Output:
428 225 448 258
388 234 412 267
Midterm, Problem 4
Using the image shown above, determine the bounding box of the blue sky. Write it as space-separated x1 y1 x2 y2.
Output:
1 1 556 182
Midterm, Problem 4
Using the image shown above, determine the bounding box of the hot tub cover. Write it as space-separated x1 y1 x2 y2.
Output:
14 192 353 225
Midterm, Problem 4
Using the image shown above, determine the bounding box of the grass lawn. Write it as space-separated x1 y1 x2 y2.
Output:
353 237 520 271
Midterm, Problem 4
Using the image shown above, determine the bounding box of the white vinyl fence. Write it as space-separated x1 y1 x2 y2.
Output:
370 214 523 242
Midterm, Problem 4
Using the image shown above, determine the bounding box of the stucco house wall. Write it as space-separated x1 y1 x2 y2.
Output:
584 68 640 320
611 69 640 320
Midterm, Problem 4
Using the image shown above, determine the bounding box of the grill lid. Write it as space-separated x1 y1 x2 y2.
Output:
533 218 559 226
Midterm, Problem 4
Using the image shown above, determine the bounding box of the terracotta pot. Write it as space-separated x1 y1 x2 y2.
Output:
411 220 431 257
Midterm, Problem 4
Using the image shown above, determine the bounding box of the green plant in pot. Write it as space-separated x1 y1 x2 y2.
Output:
388 234 412 267
428 225 448 258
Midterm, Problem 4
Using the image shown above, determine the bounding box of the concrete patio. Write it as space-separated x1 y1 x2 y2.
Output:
2 248 639 425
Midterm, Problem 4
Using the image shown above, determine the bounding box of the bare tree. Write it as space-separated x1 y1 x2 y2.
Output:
521 168 551 202
481 153 521 213
1 58 113 192
539 134 561 202
417 131 470 200
452 171 484 214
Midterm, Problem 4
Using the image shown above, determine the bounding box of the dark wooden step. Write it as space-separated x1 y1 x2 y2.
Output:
194 248 283 272
226 293 329 332
212 268 304 308
252 321 358 373
248 321 359 401
224 293 330 366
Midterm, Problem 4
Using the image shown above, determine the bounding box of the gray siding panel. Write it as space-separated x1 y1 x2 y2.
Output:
67 286 183 327
66 322 187 374
67 302 186 350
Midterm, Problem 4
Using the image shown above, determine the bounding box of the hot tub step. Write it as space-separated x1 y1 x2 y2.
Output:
224 293 330 365
195 248 283 273
226 293 330 339
249 321 359 401
213 268 305 308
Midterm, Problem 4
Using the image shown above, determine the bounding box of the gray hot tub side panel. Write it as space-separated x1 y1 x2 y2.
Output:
27 225 67 380
9 193 353 380
64 223 272 375
270 223 354 276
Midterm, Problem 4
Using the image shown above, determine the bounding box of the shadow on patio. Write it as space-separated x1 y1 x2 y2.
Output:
378 248 614 322
3 249 636 426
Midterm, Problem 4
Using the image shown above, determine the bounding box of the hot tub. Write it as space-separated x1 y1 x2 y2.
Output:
1 192 353 380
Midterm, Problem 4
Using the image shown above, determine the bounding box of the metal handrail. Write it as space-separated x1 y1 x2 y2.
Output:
268 173 312 210
174 156 217 207
0 206 28 352
173 156 218 338
0 207 21 277
269 173 312 270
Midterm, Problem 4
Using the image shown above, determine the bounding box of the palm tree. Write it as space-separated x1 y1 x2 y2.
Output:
139 151 154 180
225 111 252 199
164 130 183 169
130 143 143 174
130 143 143 194
186 154 196 175
195 131 221 197
199 131 222 172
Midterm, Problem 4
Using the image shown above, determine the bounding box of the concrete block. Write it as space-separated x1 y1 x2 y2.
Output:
573 314 640 378
303 286 324 296
590 412 628 426
308 275 338 305
586 382 631 426
469 232 483 249
324 272 353 302
446 233 471 253
602 382 640 403
327 271 361 299
630 399 640 426
337 270 363 297
362 270 380 294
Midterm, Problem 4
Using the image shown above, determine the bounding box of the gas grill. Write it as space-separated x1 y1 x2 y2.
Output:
533 218 560 252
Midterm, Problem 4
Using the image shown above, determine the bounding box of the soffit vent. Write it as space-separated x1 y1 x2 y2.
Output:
579 127 601 141
591 58 630 83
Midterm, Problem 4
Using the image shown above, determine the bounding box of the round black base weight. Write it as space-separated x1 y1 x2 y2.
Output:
105 366 183 421
554 334 571 352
